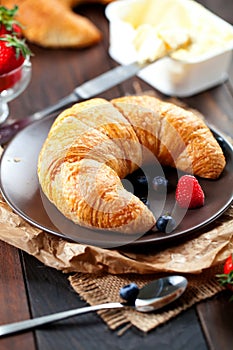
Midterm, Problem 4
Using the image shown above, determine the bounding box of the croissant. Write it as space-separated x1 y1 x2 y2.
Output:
37 96 226 234
2 0 115 48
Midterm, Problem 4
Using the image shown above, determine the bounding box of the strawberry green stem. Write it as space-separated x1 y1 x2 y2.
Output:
0 35 32 59
0 5 22 31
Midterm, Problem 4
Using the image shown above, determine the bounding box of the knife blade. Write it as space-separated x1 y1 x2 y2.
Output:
0 61 150 145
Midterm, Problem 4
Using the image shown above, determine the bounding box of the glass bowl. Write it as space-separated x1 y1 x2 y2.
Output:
0 57 32 124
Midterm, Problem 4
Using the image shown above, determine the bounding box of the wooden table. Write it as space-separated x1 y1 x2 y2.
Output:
0 1 233 349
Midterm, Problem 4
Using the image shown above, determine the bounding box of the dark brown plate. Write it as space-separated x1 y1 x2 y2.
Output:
0 115 233 248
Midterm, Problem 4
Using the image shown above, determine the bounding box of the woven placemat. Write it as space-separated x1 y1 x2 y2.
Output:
69 265 225 333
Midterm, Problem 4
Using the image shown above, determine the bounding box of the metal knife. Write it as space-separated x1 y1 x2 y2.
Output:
0 61 149 145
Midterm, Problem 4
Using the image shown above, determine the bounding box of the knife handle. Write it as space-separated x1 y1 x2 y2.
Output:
0 93 79 145
0 61 145 145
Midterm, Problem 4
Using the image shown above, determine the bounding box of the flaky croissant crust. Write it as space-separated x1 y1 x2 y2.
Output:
2 0 115 48
37 96 226 234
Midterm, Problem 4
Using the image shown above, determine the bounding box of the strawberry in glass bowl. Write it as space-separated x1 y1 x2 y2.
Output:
0 6 32 124
0 5 23 37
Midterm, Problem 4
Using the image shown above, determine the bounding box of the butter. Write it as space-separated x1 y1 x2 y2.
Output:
123 0 233 63
134 24 191 63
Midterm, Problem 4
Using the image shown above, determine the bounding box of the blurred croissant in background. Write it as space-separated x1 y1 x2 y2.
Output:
1 0 115 48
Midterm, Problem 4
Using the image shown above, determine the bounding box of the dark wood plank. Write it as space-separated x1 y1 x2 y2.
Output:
196 0 233 24
22 252 208 350
0 242 35 350
183 84 233 137
197 291 233 350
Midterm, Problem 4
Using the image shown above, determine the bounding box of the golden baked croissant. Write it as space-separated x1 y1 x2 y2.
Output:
37 96 226 234
2 0 115 48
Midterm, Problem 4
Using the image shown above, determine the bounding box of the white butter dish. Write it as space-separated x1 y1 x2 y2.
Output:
105 0 233 97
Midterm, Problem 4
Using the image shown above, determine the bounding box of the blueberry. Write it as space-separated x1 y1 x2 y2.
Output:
152 176 168 193
125 170 148 198
119 283 139 305
156 214 176 233
215 135 227 154
135 175 148 186
140 197 150 207
130 171 149 199
130 168 149 188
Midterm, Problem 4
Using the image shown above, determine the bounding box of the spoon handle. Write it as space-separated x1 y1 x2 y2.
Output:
0 302 124 337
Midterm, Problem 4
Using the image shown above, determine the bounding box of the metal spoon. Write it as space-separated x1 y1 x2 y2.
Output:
0 275 187 337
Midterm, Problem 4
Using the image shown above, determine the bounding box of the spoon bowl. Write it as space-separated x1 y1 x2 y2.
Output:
135 275 188 312
0 275 188 337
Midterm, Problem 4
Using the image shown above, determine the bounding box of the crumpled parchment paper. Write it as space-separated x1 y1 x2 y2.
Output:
0 193 232 275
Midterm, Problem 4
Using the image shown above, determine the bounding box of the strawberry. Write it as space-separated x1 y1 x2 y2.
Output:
216 254 233 299
0 5 22 37
0 34 32 91
175 175 205 209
